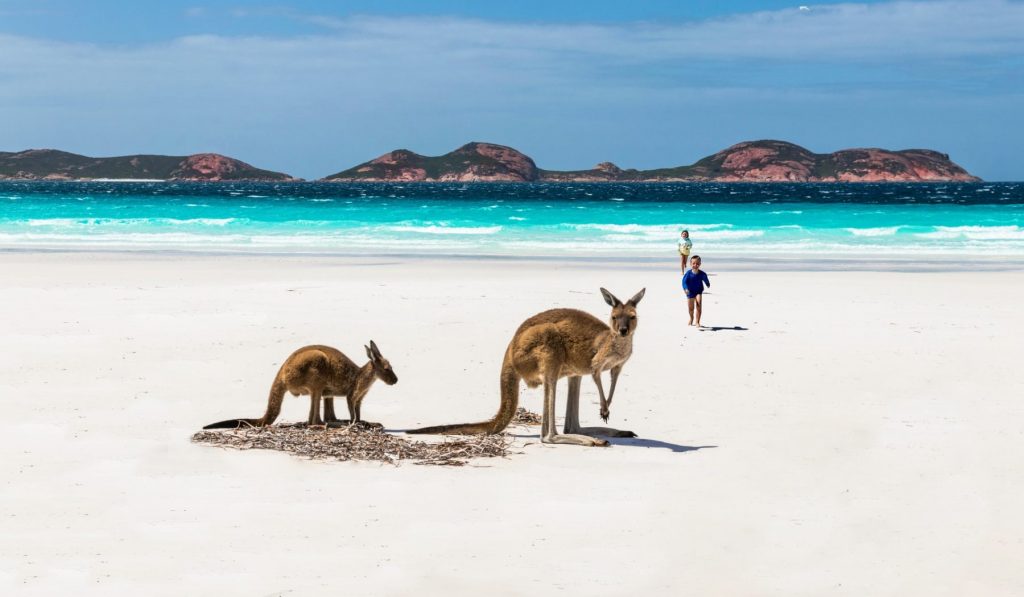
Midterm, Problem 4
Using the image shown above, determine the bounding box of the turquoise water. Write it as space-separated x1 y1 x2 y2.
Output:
1 181 1022 258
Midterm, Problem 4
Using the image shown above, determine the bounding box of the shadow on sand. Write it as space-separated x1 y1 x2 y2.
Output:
506 432 715 453
699 325 748 332
608 437 716 453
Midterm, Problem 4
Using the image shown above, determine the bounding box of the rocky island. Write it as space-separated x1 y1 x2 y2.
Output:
1 140 979 182
0 149 300 181
323 140 979 182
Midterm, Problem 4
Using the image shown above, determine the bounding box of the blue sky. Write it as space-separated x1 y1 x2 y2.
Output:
1 0 1022 179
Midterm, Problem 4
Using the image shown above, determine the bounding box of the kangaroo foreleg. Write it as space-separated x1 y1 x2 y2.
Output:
605 365 622 418
352 396 382 429
576 368 636 438
592 371 610 422
542 373 607 447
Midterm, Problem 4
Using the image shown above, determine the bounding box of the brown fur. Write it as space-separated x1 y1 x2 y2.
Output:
408 288 644 446
203 341 398 429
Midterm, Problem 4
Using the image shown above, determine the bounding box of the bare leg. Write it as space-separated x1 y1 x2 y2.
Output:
576 369 636 438
687 297 695 326
681 255 687 274
541 373 607 447
695 293 703 327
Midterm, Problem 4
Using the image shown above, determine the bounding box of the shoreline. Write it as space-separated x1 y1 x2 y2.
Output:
2 247 1023 272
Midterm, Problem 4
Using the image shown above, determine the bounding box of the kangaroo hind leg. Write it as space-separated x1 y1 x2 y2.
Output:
563 376 582 434
324 398 340 423
541 373 607 447
307 390 324 426
323 397 355 428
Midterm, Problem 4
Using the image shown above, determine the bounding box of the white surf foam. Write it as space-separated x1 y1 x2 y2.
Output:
385 225 503 235
916 225 1024 240
845 226 903 237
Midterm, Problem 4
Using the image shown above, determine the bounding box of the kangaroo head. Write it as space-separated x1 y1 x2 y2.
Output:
365 340 398 385
600 287 646 337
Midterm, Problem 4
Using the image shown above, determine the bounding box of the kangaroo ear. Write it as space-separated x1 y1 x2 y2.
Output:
369 340 382 359
365 344 374 360
627 288 646 306
600 287 621 307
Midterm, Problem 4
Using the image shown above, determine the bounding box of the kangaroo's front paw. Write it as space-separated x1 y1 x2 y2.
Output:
352 421 384 430
600 408 610 423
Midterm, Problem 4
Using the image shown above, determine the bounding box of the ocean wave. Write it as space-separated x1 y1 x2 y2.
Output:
684 229 764 240
385 225 503 235
916 225 1024 240
844 226 903 237
2 230 1023 257
24 217 238 227
573 223 732 233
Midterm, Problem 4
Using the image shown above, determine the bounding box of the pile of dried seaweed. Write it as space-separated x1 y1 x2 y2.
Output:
191 422 514 467
512 407 543 425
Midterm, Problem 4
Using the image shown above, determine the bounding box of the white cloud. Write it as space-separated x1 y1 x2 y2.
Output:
0 1 1020 96
0 1 1020 178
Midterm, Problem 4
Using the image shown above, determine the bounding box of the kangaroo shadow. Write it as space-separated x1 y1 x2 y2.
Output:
506 431 715 453
607 437 716 453
699 325 748 332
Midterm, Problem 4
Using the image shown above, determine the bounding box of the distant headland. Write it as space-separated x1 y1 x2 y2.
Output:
0 150 298 182
1 140 980 182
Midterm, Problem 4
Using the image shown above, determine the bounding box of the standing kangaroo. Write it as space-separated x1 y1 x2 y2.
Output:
408 288 645 447
203 341 398 429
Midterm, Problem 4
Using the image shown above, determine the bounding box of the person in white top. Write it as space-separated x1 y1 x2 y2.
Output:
678 229 692 274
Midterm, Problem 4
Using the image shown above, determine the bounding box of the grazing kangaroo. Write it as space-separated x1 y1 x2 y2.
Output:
203 341 398 429
408 288 645 447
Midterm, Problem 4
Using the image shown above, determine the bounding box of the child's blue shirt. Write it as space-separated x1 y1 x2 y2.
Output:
682 269 710 296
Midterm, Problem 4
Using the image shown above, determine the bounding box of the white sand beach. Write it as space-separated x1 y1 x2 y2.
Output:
2 252 1023 596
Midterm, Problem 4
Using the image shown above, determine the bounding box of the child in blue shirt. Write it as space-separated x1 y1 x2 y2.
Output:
682 255 710 326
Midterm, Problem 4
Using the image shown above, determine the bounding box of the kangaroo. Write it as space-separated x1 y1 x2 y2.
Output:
408 288 644 446
203 341 398 429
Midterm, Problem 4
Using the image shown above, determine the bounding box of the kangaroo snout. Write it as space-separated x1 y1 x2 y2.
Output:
619 327 629 336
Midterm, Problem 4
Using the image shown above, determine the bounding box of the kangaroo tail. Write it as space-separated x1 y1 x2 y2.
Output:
203 378 288 430
407 349 519 435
